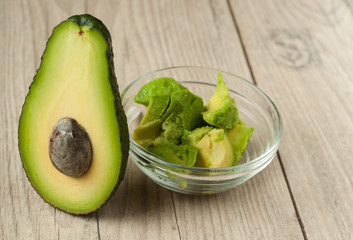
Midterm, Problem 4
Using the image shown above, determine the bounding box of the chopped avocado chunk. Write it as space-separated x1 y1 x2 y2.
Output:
190 128 234 168
133 119 163 147
148 143 198 166
155 112 185 145
154 90 204 145
140 95 170 125
18 15 129 214
183 127 235 168
134 77 186 105
162 90 204 131
202 72 238 129
182 126 213 145
227 120 255 165
133 95 170 147
133 79 204 146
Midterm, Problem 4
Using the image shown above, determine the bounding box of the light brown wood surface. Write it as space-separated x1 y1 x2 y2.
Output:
0 0 352 239
229 0 353 239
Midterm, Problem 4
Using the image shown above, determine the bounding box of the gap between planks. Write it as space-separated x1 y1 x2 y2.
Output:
225 0 307 239
277 152 308 240
96 211 101 240
171 191 182 240
226 0 257 85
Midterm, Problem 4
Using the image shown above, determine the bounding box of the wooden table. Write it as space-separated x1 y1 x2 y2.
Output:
1 0 352 239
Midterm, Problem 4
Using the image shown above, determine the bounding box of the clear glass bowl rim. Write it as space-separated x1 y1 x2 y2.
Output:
121 66 283 174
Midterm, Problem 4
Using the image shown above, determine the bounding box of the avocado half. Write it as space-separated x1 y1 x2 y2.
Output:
18 14 129 214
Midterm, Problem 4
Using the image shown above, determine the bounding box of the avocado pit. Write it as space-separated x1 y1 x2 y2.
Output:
49 117 92 177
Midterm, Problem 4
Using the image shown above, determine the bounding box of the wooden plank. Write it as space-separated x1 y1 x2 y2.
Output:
96 162 181 240
87 0 253 90
229 0 353 239
0 0 99 239
173 159 304 240
87 0 303 239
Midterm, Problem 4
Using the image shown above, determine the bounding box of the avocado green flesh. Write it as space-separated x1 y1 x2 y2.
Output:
140 95 170 125
133 84 204 147
133 120 163 147
134 77 186 105
182 126 213 146
148 143 198 166
154 90 204 145
203 73 238 129
184 127 234 168
18 18 126 214
133 95 169 147
227 121 255 165
163 90 204 131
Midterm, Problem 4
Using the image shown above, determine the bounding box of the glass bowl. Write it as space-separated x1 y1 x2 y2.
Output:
121 66 283 195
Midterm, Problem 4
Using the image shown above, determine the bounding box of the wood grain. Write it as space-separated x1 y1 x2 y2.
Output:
5 0 352 239
230 0 353 238
173 158 303 240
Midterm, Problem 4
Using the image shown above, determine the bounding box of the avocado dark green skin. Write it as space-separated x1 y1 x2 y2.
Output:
18 14 129 215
